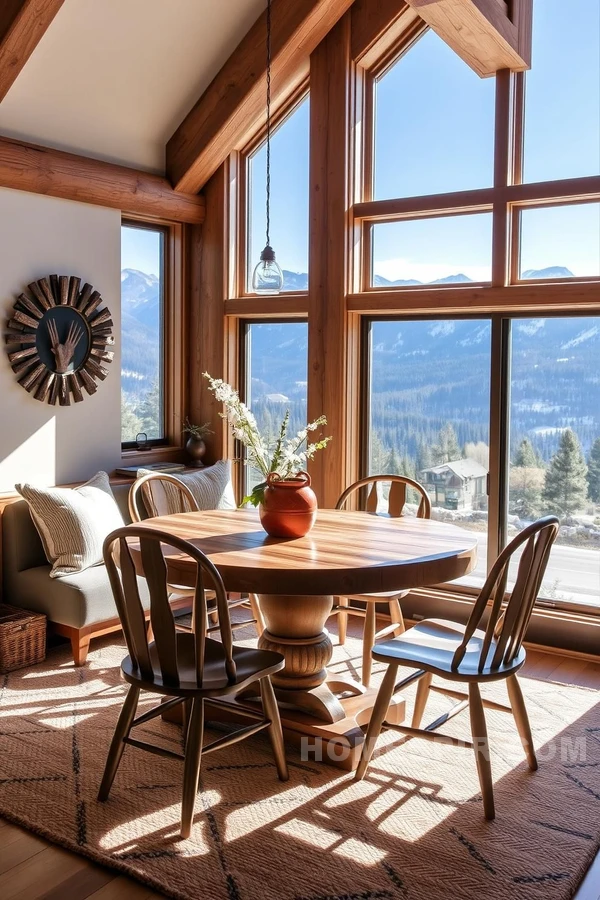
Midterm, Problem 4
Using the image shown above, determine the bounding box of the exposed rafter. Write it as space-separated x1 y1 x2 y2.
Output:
0 135 205 224
0 0 66 102
405 0 532 76
167 0 356 195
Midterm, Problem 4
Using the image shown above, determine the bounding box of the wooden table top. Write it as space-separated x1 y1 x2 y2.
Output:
133 508 478 596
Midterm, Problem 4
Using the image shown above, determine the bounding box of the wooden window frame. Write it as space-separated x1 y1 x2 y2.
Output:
352 19 600 624
208 5 600 647
120 216 187 461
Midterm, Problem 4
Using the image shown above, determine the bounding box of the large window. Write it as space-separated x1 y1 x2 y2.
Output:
225 2 600 650
120 224 165 445
243 321 308 495
509 316 600 609
367 318 491 589
246 96 309 294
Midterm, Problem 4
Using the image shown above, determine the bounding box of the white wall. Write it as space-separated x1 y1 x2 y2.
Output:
0 188 122 491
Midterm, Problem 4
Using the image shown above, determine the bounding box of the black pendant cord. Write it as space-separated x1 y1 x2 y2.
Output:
265 0 272 250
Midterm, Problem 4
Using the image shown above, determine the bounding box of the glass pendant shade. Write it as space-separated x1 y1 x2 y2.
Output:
252 245 284 294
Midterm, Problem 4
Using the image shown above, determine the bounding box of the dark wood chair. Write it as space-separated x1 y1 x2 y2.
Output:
355 515 559 820
333 475 432 686
98 525 288 839
129 472 265 636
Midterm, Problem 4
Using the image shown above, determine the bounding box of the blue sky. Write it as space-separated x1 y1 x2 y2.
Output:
121 225 162 277
124 0 600 284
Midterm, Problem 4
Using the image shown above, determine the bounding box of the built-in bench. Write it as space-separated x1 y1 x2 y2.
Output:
1 482 189 665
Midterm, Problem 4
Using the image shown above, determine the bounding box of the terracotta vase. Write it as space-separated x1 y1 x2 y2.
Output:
259 471 318 539
185 436 206 467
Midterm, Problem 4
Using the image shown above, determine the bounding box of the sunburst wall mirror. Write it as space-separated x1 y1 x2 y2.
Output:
4 275 114 405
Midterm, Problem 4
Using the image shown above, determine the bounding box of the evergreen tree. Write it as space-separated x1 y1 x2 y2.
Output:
398 455 416 480
587 437 600 504
385 447 401 475
138 380 162 439
514 438 538 468
121 394 143 443
369 431 388 475
416 440 433 474
543 429 588 516
432 423 462 465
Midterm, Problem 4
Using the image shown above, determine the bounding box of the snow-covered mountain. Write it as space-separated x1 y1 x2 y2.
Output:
287 266 575 291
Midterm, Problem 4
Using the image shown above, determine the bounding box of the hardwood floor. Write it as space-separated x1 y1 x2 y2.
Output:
0 637 599 900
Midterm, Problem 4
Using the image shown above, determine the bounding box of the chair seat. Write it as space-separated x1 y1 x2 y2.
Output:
122 633 284 696
372 617 525 682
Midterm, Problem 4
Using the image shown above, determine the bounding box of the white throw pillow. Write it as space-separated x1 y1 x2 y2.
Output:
15 471 124 578
137 460 236 516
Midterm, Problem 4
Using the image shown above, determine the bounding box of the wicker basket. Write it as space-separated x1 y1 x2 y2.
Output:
0 604 46 674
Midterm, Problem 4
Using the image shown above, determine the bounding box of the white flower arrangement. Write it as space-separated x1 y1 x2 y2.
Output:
204 372 331 506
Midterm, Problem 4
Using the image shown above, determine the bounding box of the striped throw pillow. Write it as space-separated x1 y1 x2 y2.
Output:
137 460 236 517
15 471 124 578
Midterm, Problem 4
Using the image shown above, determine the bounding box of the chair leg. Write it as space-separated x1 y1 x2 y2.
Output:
98 685 140 801
181 698 193 751
259 676 289 781
180 698 205 840
362 603 377 688
355 663 398 781
411 672 432 728
337 597 349 645
507 674 538 771
388 598 405 636
468 682 495 820
248 593 266 637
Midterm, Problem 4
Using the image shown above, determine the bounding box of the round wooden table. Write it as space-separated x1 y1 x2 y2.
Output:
133 508 478 732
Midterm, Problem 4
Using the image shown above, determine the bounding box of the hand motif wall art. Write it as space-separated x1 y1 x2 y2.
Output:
47 319 85 374
4 275 114 405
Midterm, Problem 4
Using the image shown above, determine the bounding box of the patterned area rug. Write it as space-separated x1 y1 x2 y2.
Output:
0 629 599 900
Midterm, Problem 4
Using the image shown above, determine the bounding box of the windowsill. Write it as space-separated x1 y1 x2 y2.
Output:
120 445 186 466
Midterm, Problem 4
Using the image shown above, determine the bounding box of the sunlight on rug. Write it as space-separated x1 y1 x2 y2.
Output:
0 629 599 900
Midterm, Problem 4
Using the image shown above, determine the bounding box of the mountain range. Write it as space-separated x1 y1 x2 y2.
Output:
121 265 599 461
277 265 575 291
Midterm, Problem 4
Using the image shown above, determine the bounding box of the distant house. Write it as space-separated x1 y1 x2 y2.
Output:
419 459 488 510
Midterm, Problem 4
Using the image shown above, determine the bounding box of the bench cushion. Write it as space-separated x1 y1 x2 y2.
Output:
7 564 150 629
2 482 136 629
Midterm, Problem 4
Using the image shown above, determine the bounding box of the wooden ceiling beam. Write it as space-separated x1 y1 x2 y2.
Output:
166 0 356 195
0 135 205 224
405 0 532 76
0 0 66 102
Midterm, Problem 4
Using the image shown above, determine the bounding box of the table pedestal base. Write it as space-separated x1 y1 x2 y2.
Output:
164 590 407 770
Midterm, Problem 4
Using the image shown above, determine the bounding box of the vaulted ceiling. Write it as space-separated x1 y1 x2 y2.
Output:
0 0 266 173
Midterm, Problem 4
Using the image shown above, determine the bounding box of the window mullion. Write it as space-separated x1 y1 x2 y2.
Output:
487 315 511 568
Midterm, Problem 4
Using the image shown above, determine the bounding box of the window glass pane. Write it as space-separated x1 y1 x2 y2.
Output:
373 30 494 200
519 204 600 280
372 215 493 286
368 318 491 589
247 97 309 293
120 226 164 443
524 0 600 183
508 317 600 610
245 322 308 495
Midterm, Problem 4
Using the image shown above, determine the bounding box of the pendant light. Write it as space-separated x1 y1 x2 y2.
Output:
252 0 284 294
